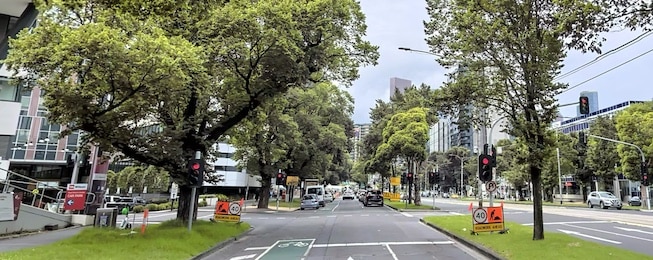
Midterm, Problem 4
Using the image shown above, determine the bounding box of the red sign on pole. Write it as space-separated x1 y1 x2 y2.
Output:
64 184 88 211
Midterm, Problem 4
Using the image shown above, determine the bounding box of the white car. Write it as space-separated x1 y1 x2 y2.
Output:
324 193 334 203
342 192 355 200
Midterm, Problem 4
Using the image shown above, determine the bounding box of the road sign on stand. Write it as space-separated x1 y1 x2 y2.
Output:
485 181 497 193
64 183 88 211
390 177 400 186
213 200 242 222
471 206 505 233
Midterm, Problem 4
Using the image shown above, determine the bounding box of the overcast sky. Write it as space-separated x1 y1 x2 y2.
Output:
348 0 653 124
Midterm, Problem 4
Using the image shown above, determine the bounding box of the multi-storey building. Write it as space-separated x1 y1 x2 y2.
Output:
350 123 371 161
204 143 261 197
552 100 645 134
389 77 411 98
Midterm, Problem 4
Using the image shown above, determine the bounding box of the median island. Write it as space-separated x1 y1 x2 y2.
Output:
0 220 250 260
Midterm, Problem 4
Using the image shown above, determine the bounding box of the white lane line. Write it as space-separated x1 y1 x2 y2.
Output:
557 229 621 244
614 226 653 235
276 217 286 219
244 247 269 251
229 254 256 260
310 241 454 248
400 212 413 218
361 214 369 217
561 224 653 243
254 240 280 260
309 216 319 218
332 202 340 212
449 212 464 216
259 217 269 219
327 215 337 218
344 215 353 217
385 244 399 260
522 220 609 226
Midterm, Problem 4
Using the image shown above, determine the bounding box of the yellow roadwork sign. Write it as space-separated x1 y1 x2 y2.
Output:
214 215 241 222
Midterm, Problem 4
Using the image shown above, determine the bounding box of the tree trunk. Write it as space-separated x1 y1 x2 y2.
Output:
414 176 421 206
257 175 272 208
176 184 199 222
530 163 545 240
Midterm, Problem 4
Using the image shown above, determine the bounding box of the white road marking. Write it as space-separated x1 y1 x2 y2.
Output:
229 254 256 260
309 216 319 218
276 217 286 219
259 217 269 220
244 247 269 251
327 215 337 218
385 244 399 260
400 212 413 218
344 215 353 217
310 241 454 248
241 217 251 220
522 220 609 226
561 224 653 243
361 214 369 216
614 226 653 235
332 202 340 212
557 229 621 244
449 212 464 215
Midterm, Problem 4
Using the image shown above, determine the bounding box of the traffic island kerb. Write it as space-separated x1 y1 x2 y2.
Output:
419 218 505 260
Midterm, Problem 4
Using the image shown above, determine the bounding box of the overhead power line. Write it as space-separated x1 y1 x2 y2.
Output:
560 46 653 94
555 31 653 81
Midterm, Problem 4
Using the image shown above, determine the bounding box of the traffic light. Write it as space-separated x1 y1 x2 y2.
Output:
407 172 414 183
579 96 590 115
489 145 497 167
478 154 493 182
578 132 587 145
187 159 205 187
401 173 406 185
276 172 284 185
642 162 650 186
428 172 435 185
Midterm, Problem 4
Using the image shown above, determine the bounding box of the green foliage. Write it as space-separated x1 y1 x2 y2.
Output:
615 102 653 180
4 0 377 188
377 107 429 162
106 166 170 193
586 116 620 179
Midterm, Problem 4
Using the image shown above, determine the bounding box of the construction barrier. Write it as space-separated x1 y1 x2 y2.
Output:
383 192 401 202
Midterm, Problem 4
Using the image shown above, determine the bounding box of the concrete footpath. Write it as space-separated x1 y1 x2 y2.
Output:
0 226 84 253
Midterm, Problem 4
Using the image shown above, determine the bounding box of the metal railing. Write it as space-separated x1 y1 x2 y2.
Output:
0 167 74 213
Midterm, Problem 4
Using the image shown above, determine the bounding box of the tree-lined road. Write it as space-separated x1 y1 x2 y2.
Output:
197 198 487 260
417 198 653 256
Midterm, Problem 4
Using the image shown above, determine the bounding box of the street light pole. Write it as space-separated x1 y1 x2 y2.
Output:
588 134 650 210
556 147 563 205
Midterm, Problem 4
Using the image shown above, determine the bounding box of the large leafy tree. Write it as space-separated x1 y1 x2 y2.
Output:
4 0 377 221
107 166 170 194
541 132 576 202
615 102 653 207
231 82 353 208
586 116 620 181
376 107 429 205
425 0 604 240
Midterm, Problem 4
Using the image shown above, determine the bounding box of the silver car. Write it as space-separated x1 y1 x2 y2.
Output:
300 194 320 210
587 191 622 210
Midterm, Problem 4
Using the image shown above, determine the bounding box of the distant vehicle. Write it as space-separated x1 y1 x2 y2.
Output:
342 191 355 200
306 186 326 207
363 190 383 207
628 196 642 206
324 192 334 203
587 191 622 210
300 194 320 210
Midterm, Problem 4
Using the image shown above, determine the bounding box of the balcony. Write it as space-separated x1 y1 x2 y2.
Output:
0 0 32 17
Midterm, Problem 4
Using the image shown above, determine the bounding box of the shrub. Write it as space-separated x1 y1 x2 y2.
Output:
198 200 207 207
172 201 179 209
149 198 169 204
216 194 229 201
158 202 171 210
132 205 145 213
146 204 158 211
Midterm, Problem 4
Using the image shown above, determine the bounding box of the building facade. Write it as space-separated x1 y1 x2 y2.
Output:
389 77 411 98
350 123 371 161
553 100 645 134
204 143 261 192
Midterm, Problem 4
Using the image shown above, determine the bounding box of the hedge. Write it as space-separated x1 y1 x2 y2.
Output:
132 200 208 213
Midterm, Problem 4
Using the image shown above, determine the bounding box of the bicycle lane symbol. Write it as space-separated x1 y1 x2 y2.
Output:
256 239 316 260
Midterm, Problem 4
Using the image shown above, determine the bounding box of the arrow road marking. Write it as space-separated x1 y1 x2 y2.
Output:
347 257 354 260
614 227 653 235
229 254 256 260
557 229 621 244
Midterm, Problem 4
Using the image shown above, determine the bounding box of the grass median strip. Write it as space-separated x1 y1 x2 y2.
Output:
385 200 439 210
0 220 250 260
423 215 651 260
458 198 641 210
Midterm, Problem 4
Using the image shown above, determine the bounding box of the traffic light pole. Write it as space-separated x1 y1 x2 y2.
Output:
587 134 650 211
188 151 201 232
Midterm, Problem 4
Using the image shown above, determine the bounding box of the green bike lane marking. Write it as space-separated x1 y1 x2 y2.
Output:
256 239 315 260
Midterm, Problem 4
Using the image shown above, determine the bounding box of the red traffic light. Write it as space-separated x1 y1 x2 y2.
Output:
580 97 587 104
191 163 201 170
277 173 282 178
482 157 490 165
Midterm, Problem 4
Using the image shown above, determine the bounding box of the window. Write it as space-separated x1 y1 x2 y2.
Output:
15 129 29 143
45 152 56 160
12 149 25 159
0 80 18 102
34 151 46 160
18 116 32 130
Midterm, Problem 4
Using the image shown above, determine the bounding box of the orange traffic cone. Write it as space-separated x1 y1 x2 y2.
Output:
468 202 473 211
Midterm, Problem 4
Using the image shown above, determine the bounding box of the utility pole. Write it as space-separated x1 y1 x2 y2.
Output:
187 151 201 232
556 148 563 205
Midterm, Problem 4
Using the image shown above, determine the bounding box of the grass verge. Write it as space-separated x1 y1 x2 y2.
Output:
385 200 439 210
423 215 651 260
268 198 300 208
0 220 250 260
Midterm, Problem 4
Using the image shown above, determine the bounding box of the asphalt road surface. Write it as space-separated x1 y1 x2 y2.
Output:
418 197 653 256
197 198 488 260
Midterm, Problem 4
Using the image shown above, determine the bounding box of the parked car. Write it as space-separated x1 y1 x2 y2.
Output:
628 196 642 206
300 194 320 210
587 191 622 210
363 190 384 207
324 193 334 203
